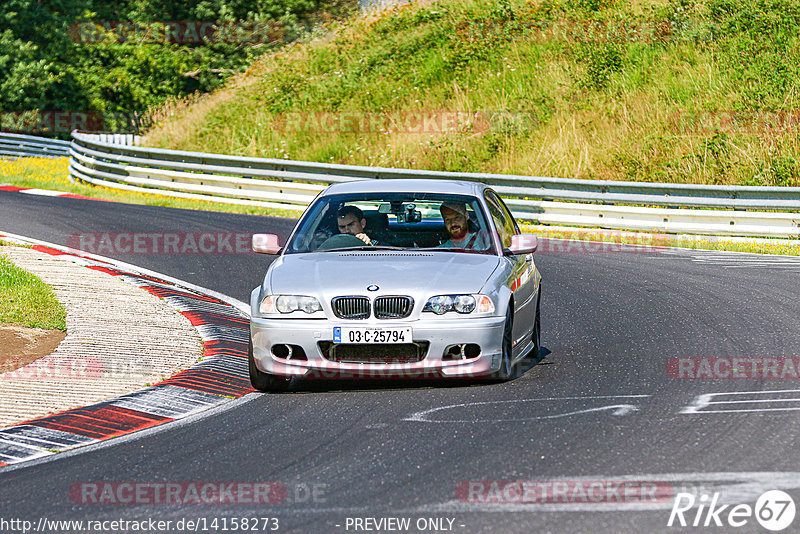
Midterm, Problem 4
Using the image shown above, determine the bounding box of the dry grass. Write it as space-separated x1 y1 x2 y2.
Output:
143 0 800 187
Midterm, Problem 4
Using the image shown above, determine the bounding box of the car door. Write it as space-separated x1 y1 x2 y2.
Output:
484 190 537 358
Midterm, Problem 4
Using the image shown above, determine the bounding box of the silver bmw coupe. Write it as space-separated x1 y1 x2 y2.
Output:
249 179 542 391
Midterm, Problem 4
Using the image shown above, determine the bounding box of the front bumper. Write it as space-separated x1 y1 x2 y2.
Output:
250 316 506 379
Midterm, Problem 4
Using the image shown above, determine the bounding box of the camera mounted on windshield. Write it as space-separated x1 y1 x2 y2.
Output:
380 201 421 224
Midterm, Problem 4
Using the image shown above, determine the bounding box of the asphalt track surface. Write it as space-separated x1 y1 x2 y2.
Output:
2 191 800 533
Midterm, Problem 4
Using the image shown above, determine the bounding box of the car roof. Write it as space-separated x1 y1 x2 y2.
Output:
320 178 490 197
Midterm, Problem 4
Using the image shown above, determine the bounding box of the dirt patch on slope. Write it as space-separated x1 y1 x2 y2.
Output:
0 325 65 373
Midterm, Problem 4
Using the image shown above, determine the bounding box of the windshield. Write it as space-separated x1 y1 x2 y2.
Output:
285 192 497 255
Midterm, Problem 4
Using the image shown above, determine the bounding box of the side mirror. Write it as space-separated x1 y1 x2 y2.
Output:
252 233 281 254
506 234 538 255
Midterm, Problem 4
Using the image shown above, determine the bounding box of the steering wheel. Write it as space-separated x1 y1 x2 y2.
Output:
317 233 370 250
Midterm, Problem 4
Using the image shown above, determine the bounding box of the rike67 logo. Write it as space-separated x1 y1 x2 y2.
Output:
668 490 796 531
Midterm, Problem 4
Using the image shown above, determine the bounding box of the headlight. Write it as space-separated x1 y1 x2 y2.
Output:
453 295 476 314
426 295 453 315
423 294 494 315
260 295 323 316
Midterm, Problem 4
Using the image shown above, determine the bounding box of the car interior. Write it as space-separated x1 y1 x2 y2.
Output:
312 209 441 248
293 194 490 253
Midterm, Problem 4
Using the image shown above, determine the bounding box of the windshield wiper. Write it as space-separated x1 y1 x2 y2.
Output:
415 247 491 254
320 245 406 252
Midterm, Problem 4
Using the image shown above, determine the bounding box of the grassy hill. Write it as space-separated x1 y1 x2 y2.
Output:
145 0 800 186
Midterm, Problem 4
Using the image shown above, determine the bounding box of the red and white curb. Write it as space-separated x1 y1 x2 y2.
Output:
0 233 253 467
0 185 104 201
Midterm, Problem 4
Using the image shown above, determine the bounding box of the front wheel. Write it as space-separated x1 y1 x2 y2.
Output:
248 337 291 392
490 306 514 381
531 287 541 359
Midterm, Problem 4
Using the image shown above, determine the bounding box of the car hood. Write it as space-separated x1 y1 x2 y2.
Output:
267 251 500 297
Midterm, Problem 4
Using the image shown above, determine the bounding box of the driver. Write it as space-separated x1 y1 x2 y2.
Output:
438 201 490 250
337 205 376 245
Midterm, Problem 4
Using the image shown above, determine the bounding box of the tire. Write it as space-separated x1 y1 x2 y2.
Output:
531 287 541 359
490 305 514 381
248 337 291 393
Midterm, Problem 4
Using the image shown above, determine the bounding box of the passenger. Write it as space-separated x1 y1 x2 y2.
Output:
438 201 490 250
337 205 376 245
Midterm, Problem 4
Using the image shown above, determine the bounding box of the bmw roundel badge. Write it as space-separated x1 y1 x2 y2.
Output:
367 284 379 292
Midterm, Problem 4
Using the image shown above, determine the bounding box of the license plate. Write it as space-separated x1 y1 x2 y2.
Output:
333 327 412 344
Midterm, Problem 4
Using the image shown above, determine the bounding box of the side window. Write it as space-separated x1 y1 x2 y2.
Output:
484 190 518 249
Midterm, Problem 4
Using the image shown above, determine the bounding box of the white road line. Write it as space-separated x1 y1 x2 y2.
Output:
18 188 67 196
695 389 800 396
692 259 800 264
405 395 650 423
706 398 800 405
720 265 800 269
688 408 800 414
682 389 800 414
659 248 800 268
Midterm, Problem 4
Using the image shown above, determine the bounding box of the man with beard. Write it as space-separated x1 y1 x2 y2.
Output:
438 201 490 250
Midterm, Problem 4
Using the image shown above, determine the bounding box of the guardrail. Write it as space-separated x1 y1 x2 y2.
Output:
51 130 794 237
0 132 71 159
